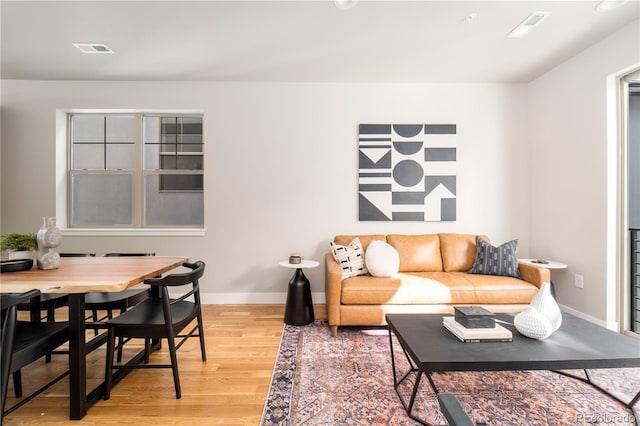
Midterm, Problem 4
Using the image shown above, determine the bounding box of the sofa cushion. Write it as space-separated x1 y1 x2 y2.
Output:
365 240 400 277
334 235 386 251
453 272 539 304
469 236 521 278
341 272 477 305
439 233 489 272
386 234 443 272
330 237 368 278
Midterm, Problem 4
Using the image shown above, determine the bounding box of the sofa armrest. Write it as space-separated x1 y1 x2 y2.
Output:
325 253 343 331
518 262 550 289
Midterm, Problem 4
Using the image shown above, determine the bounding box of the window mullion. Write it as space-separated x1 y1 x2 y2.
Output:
103 116 107 170
132 115 144 227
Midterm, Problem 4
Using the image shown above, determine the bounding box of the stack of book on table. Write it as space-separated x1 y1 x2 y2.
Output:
443 306 512 343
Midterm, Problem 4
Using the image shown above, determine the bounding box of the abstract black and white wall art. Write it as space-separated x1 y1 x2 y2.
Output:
358 124 457 221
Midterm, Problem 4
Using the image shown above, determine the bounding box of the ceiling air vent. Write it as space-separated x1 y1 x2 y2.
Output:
73 43 114 54
507 11 551 38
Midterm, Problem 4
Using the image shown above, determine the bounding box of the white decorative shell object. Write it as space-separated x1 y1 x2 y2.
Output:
529 282 562 331
514 307 554 340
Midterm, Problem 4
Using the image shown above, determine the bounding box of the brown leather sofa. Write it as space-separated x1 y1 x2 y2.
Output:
325 233 550 336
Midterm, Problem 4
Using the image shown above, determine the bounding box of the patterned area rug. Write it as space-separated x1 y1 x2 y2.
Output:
261 320 640 425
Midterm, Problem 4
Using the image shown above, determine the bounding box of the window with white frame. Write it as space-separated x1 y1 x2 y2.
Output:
69 113 204 228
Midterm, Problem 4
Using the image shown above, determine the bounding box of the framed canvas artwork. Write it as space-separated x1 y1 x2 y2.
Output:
358 123 456 221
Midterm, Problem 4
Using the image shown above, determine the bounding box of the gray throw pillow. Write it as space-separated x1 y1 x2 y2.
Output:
469 236 521 278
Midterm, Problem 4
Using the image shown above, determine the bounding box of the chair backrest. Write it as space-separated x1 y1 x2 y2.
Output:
60 253 96 257
1 290 41 316
144 261 204 288
104 253 155 257
1 289 41 416
144 261 205 323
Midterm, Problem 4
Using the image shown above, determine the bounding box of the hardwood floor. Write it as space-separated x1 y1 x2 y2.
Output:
3 304 327 425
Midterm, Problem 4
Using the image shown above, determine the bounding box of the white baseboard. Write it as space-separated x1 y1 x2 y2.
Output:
559 303 619 331
200 292 326 305
198 296 619 330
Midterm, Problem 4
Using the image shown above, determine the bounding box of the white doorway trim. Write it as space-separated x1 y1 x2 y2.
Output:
609 65 640 337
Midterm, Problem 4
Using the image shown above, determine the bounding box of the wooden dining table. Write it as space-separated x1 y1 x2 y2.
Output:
0 255 188 420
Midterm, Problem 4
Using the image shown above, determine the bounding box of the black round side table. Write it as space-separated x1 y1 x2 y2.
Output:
279 260 319 326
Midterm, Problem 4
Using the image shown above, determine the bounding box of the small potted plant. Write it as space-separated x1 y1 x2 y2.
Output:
1 233 39 259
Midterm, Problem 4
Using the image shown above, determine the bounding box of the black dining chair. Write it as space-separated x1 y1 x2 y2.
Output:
103 261 206 400
87 253 155 322
85 253 155 361
60 253 97 258
437 393 479 426
1 290 70 423
16 292 69 323
10 254 92 398
15 254 95 360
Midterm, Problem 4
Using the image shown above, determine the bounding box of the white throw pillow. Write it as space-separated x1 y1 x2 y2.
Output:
330 237 368 279
365 240 400 277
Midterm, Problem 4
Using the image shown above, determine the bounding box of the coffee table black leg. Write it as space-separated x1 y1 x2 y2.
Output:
632 395 640 424
388 328 439 426
389 329 419 387
554 369 640 424
388 329 399 385
408 371 425 420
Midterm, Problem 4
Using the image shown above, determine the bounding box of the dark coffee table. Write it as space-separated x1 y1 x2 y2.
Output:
386 312 640 426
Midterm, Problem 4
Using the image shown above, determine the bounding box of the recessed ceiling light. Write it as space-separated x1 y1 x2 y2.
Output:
595 0 628 12
507 11 551 38
73 43 114 54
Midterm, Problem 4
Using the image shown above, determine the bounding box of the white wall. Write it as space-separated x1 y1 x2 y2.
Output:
528 20 640 326
1 81 530 302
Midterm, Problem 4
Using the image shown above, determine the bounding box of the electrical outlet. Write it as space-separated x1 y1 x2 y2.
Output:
574 274 584 288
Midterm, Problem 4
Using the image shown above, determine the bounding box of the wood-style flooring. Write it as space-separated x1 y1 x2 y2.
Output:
3 304 327 425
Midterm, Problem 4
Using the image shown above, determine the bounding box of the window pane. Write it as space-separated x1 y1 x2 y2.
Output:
161 117 178 134
181 135 202 145
178 143 203 153
176 155 203 170
73 144 104 169
160 156 177 169
161 141 178 153
144 174 204 226
71 173 133 226
143 116 160 143
160 174 203 191
106 116 136 142
181 118 202 132
106 144 135 169
73 115 104 143
159 155 202 170
144 143 160 169
161 136 177 150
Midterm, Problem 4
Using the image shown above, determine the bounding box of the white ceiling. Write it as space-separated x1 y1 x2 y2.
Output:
1 0 639 83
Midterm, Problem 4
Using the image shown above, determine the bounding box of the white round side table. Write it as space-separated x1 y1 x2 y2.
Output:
279 260 319 326
519 258 567 298
519 258 567 270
